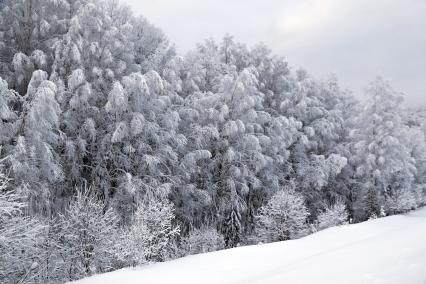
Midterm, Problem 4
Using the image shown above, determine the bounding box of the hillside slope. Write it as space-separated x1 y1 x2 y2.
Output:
73 208 426 284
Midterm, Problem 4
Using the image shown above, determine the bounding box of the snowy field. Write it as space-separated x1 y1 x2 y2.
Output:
73 208 426 284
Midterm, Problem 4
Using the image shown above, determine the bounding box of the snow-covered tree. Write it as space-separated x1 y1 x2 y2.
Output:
0 78 21 145
9 73 63 215
350 77 417 219
0 164 46 283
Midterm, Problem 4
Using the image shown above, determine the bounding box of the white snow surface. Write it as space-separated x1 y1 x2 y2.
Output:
73 208 426 284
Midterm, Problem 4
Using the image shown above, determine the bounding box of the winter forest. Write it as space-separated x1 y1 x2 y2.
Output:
0 0 425 283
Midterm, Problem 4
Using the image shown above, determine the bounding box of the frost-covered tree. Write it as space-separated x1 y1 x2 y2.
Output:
0 78 21 145
281 75 351 217
9 72 63 215
0 164 46 284
400 114 426 208
350 77 417 219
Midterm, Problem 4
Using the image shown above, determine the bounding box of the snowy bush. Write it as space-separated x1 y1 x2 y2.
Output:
56 188 120 280
385 189 417 215
316 201 349 231
116 199 180 266
183 227 225 255
254 187 309 242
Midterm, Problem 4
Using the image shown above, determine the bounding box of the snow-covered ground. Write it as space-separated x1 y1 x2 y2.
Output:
73 208 426 284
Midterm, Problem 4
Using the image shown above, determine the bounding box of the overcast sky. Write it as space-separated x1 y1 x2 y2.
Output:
124 0 426 106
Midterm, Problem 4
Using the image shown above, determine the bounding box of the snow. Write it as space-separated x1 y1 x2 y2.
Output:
73 208 426 284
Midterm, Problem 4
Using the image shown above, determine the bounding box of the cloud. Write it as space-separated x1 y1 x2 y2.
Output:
275 0 335 36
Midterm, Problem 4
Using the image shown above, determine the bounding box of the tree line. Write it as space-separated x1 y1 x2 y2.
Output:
1 0 425 282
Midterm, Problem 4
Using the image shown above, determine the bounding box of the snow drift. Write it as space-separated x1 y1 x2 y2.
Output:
73 208 426 284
